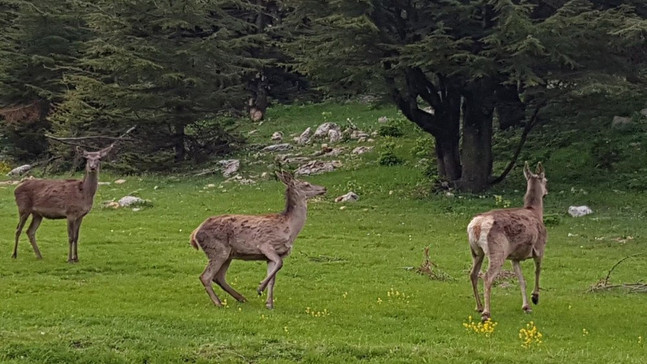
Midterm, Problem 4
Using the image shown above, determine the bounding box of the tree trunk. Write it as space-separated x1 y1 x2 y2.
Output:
435 138 461 181
458 84 495 193
495 85 525 130
173 120 186 163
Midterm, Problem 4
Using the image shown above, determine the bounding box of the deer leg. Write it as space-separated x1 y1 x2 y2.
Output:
257 247 283 295
512 260 531 313
66 218 77 263
532 257 541 305
265 261 277 309
213 259 247 303
469 249 485 313
25 214 44 259
482 254 504 321
12 213 30 259
71 217 83 262
200 258 226 307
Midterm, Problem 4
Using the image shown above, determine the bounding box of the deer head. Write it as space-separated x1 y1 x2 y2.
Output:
523 161 548 198
276 171 327 198
77 145 113 174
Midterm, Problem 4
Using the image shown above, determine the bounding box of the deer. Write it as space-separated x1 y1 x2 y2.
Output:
190 171 326 309
12 145 113 263
467 162 548 321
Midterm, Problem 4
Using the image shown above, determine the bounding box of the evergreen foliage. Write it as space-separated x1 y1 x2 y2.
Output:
0 0 86 160
283 0 647 191
50 0 263 169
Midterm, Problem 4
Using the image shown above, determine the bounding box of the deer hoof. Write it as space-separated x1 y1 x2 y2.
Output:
475 306 484 313
522 305 532 313
532 293 539 305
480 312 491 322
11 254 17 259
265 303 274 309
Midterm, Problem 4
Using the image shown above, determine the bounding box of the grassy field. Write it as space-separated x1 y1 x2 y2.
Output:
1 102 646 363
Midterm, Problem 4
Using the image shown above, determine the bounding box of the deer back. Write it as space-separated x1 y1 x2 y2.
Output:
470 207 546 261
14 178 96 219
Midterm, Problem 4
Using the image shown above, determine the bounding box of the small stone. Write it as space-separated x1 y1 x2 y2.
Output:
568 205 593 217
335 191 359 203
271 131 283 141
262 143 292 152
611 116 633 129
114 179 127 184
7 164 31 177
352 146 374 155
378 116 388 123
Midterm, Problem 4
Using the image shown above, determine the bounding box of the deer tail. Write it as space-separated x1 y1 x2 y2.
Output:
189 226 201 250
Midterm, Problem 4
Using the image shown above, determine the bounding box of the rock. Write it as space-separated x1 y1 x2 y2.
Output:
313 122 340 139
261 172 269 178
352 146 374 155
350 130 370 140
262 143 292 152
118 196 148 207
277 154 311 164
114 179 126 184
641 108 647 118
296 127 312 145
7 164 31 177
271 131 283 141
335 191 359 203
328 129 342 143
294 160 342 176
378 116 388 124
103 201 120 209
218 159 240 178
611 116 633 129
225 174 255 185
568 205 593 217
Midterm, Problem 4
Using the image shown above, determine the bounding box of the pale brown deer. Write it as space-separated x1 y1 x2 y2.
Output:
467 162 547 321
190 171 326 309
12 145 113 262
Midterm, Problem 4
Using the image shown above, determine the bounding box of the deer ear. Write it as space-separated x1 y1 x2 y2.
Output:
523 161 532 180
535 162 545 178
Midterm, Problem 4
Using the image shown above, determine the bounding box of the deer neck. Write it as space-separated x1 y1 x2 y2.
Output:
283 187 308 235
81 170 100 199
523 185 544 220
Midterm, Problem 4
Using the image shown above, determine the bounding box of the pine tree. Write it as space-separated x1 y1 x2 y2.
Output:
0 0 86 161
51 0 263 169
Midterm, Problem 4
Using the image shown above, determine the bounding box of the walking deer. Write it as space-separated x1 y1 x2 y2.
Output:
12 145 113 262
190 171 326 309
467 162 547 321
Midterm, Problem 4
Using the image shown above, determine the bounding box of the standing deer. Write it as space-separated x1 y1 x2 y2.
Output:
12 145 113 262
190 171 326 309
467 162 547 321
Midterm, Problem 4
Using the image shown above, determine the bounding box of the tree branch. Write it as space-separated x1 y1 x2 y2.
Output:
490 101 546 185
45 125 137 148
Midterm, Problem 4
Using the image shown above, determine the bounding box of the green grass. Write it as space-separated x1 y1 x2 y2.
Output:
1 102 647 363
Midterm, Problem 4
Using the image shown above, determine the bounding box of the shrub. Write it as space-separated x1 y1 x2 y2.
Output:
378 142 403 166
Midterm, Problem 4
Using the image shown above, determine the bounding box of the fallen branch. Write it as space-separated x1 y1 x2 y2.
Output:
589 254 646 293
415 246 453 281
